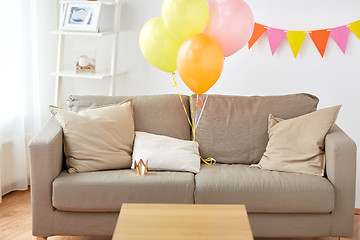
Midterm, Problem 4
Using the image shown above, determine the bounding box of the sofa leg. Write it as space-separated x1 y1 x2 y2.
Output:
36 237 47 240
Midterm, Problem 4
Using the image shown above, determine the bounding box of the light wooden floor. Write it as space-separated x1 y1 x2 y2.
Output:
0 189 359 240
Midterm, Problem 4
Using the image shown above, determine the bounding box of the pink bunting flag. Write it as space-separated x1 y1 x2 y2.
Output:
267 28 287 55
330 26 349 54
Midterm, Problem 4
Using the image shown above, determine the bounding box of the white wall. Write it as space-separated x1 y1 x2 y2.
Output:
34 0 58 126
49 0 360 207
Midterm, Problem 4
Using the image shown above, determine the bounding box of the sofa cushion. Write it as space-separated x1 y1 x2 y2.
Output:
50 100 135 173
190 93 319 164
52 170 195 212
194 164 334 213
68 94 191 140
132 131 200 173
253 105 341 176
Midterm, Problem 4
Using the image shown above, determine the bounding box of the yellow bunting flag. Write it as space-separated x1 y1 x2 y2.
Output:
348 20 360 39
286 31 307 58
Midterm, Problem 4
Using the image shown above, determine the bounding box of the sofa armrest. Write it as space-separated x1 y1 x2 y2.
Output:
29 116 64 237
325 124 357 237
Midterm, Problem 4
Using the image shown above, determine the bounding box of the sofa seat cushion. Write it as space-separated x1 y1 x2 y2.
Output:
195 164 334 213
53 170 195 212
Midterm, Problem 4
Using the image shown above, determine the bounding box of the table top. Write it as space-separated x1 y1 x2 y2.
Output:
112 203 253 240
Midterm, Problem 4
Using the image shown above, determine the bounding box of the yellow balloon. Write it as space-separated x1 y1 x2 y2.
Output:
139 17 181 73
162 0 209 41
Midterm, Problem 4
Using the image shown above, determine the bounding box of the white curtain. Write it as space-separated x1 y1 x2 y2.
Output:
0 0 41 202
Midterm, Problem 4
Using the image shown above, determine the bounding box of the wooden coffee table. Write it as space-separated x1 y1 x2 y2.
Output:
112 203 253 240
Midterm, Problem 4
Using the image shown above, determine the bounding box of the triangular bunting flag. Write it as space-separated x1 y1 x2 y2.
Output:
287 31 307 58
330 26 349 54
267 28 287 55
248 23 267 49
309 29 330 57
348 20 360 39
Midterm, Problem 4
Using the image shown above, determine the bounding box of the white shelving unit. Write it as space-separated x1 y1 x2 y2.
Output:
52 0 124 106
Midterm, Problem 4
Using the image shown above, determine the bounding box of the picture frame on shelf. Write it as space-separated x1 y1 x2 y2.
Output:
61 2 102 32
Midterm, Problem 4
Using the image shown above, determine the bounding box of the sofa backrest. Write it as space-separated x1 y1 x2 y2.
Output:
68 95 191 140
68 93 319 165
190 93 319 164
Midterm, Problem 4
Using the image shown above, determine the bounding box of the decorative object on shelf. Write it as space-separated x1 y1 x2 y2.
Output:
134 159 148 175
61 2 102 32
75 51 96 73
248 19 360 58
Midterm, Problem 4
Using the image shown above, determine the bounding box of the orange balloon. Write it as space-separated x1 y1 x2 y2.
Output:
177 33 224 95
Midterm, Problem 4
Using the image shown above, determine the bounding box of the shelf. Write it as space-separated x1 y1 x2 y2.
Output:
53 0 124 105
52 71 113 79
50 30 115 37
52 71 126 79
59 1 119 6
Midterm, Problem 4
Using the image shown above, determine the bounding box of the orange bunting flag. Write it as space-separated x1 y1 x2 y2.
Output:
309 29 330 57
286 31 307 58
348 20 360 39
248 23 267 49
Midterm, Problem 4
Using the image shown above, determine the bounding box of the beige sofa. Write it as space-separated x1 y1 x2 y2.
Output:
29 93 357 239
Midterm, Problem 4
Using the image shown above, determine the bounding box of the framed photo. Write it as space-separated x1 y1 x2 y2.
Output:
61 2 102 32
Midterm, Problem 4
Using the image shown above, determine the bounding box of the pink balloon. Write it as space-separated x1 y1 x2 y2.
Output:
208 0 254 57
207 0 217 12
203 0 218 34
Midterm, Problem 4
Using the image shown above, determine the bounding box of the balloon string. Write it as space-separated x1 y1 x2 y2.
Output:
172 72 195 138
190 91 196 141
195 94 208 130
201 157 216 165
171 73 216 166
194 94 199 140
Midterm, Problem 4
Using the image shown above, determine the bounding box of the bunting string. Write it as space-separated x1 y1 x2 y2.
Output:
248 20 360 58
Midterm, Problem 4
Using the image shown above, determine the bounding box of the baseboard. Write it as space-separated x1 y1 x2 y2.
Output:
355 208 360 215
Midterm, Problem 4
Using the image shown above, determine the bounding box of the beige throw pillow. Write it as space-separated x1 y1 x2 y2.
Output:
252 105 341 176
50 100 135 173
